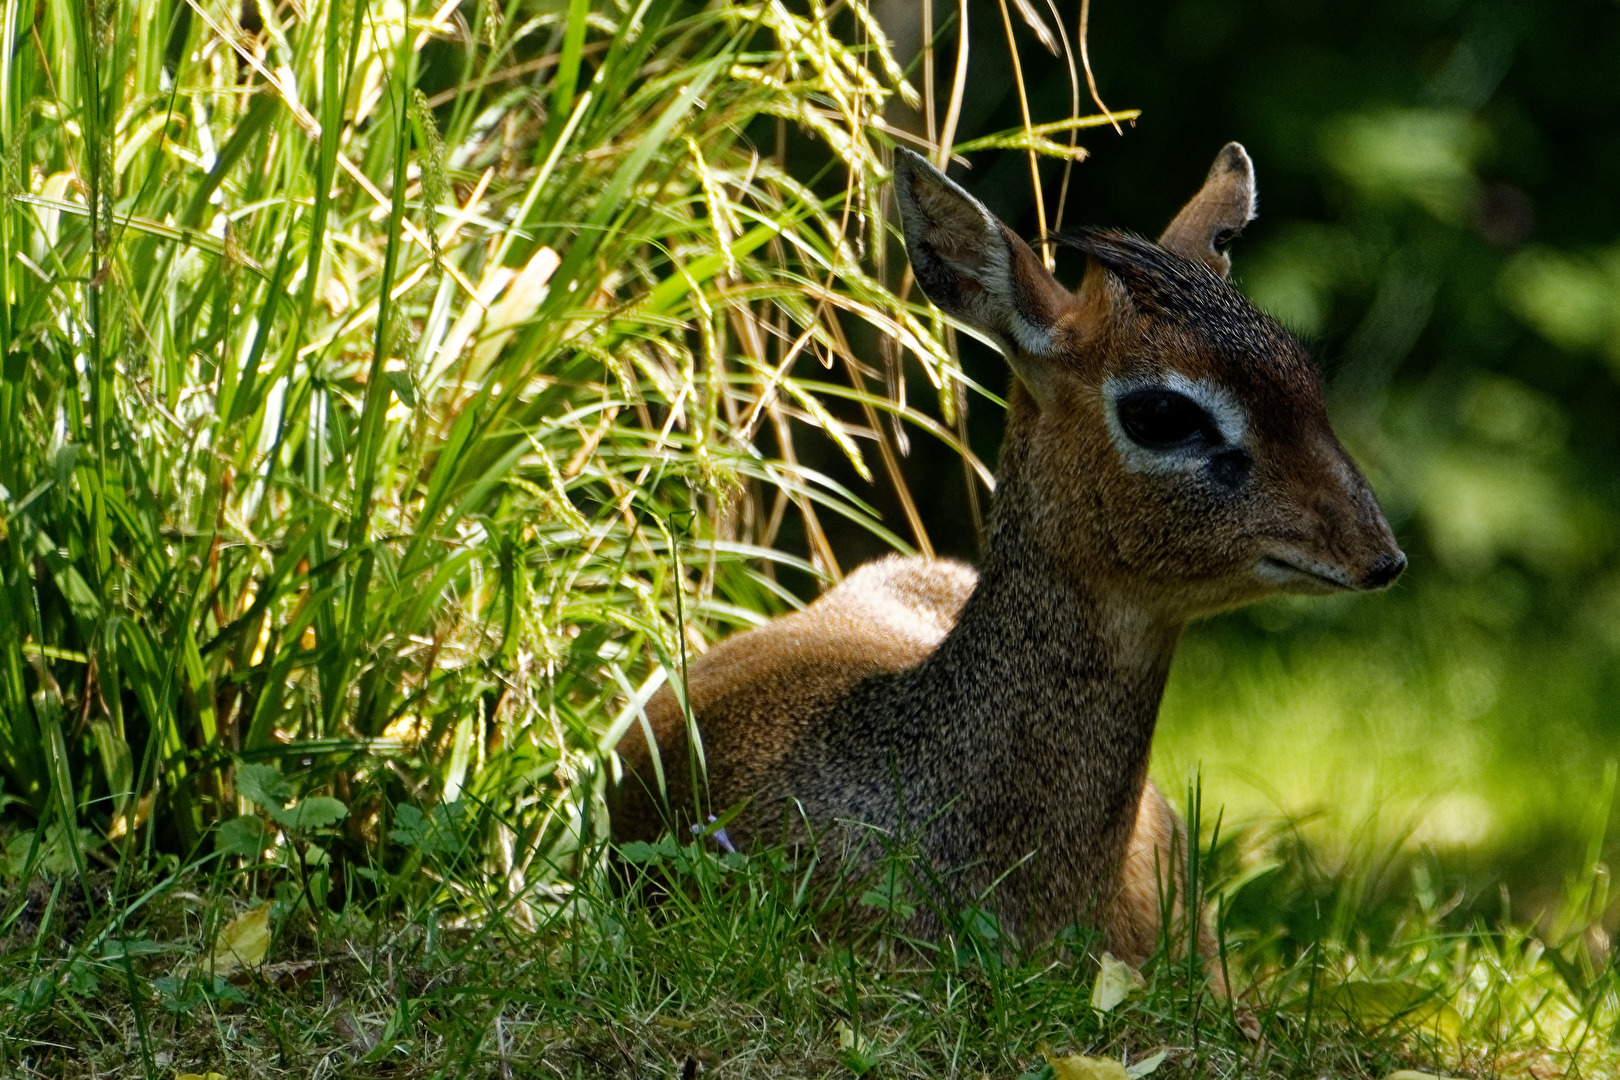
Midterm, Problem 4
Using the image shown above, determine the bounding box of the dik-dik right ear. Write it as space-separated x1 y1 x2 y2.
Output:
893 148 1075 405
1158 142 1258 279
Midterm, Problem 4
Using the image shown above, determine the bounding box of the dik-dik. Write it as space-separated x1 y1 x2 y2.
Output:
611 143 1404 963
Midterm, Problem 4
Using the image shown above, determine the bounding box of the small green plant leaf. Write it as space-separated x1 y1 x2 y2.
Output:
857 888 916 919
389 804 428 846
217 815 272 858
5 824 99 877
235 763 291 809
389 802 466 856
617 837 680 864
271 797 348 832
835 1020 879 1075
152 974 202 1014
63 961 99 998
101 938 167 961
0 974 56 1012
384 369 416 407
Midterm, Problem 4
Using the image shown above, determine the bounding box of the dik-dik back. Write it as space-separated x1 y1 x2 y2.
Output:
611 143 1403 959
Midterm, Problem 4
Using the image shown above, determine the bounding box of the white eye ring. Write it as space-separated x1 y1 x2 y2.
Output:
1102 372 1248 475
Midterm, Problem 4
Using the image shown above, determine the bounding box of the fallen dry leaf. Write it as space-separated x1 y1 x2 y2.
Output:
1047 1053 1130 1080
209 903 271 977
1089 952 1145 1014
1126 1049 1167 1078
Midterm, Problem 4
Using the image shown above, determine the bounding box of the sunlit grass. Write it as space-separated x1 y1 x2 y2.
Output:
0 0 983 884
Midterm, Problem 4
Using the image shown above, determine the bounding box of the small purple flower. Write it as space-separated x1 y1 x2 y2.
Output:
690 815 737 854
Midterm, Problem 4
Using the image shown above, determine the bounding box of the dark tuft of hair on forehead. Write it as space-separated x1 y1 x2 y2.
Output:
1048 228 1294 355
1049 229 1212 292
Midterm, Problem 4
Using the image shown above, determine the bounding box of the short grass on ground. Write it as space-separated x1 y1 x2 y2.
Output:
5 809 1619 1079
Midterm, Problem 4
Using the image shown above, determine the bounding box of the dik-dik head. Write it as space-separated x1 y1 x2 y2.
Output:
893 144 1404 617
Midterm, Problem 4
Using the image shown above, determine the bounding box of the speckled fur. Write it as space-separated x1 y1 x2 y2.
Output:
610 144 1403 965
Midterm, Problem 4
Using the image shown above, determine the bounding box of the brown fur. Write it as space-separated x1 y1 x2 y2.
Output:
610 144 1404 966
609 556 977 848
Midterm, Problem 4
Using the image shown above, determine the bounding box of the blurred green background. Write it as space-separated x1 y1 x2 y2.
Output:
818 0 1620 917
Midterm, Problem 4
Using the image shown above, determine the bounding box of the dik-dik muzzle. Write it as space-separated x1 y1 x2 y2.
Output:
892 144 1405 614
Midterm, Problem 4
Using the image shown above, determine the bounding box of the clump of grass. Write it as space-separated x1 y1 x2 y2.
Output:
0 0 995 889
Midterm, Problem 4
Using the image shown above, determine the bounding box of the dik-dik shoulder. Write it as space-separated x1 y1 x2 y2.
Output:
610 556 975 842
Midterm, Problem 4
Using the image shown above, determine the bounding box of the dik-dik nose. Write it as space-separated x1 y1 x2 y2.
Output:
1361 550 1407 590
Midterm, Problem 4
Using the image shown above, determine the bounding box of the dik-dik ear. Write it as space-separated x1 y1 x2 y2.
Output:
893 147 1075 405
1157 142 1257 278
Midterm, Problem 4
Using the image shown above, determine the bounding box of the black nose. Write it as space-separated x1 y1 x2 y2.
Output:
1362 551 1407 589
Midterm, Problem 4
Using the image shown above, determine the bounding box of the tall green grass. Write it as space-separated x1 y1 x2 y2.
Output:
0 0 1016 890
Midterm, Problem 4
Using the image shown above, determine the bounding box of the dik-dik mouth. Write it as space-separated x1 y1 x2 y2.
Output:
1256 555 1353 592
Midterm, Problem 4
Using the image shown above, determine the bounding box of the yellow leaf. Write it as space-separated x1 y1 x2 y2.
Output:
209 903 271 976
1047 1053 1131 1080
107 791 154 840
1089 952 1144 1014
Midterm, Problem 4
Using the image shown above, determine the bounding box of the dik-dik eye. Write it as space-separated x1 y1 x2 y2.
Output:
1114 388 1222 450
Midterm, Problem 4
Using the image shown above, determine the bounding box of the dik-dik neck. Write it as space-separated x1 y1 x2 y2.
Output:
891 459 1186 923
913 455 1184 803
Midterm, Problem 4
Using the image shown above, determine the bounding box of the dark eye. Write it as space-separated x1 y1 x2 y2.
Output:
1115 388 1221 449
